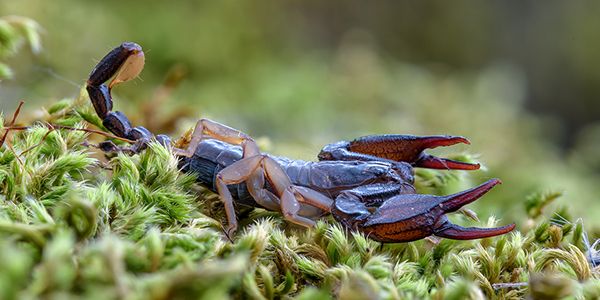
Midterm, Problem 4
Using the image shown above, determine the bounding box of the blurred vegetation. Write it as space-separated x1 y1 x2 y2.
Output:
0 1 599 223
1 1 600 297
1 98 600 299
0 15 41 79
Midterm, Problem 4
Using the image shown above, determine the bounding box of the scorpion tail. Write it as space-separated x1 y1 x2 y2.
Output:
86 42 171 146
87 42 144 120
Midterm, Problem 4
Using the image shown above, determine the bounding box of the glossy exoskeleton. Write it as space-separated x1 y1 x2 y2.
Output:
86 42 515 242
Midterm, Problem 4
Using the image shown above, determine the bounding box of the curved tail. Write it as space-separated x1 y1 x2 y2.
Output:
86 42 170 146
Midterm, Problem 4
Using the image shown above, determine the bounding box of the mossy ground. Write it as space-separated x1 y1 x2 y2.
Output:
0 95 599 300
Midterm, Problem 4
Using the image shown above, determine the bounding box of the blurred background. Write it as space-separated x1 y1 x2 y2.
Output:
1 0 599 227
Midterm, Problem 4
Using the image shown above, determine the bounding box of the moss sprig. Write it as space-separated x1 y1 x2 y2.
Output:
1 98 600 299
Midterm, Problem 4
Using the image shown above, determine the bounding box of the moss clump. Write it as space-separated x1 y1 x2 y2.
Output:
1 98 599 300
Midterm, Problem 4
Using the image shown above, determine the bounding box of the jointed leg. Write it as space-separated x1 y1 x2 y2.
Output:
171 116 333 234
245 170 281 211
173 118 260 158
216 154 332 236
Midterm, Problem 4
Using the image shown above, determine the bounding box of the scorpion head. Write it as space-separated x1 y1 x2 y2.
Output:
332 178 515 242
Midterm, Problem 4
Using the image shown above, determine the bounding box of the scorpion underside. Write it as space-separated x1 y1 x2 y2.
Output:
86 42 515 243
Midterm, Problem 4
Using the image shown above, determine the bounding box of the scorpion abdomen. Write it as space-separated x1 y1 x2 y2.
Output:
178 139 257 206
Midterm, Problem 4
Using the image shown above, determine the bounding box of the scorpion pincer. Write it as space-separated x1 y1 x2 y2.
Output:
86 42 515 242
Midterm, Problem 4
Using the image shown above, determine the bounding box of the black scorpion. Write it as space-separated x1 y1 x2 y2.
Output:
86 42 515 242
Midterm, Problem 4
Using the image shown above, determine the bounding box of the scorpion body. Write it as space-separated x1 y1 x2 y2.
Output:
86 42 515 242
179 139 414 209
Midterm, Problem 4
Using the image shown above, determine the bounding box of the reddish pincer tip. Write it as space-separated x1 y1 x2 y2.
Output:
471 223 517 239
476 177 503 190
412 135 481 171
440 178 502 213
421 135 471 149
502 223 516 233
436 222 516 240
452 136 471 145
444 160 480 171
415 156 481 171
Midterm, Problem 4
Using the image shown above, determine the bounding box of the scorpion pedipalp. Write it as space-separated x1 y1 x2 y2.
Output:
86 42 515 243
334 178 515 242
319 134 480 170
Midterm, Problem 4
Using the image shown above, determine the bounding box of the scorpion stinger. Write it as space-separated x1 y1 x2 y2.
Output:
86 42 171 147
87 42 515 243
87 42 337 238
319 134 480 170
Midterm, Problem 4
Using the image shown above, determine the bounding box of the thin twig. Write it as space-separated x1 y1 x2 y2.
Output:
53 125 134 143
9 123 135 161
0 100 25 147
9 101 24 125
3 111 135 161
19 124 55 156
4 124 135 143
5 139 25 168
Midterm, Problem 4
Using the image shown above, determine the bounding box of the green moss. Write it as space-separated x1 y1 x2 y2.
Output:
0 98 599 299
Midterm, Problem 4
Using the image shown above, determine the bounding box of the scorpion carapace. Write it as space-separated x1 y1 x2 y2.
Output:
86 42 515 243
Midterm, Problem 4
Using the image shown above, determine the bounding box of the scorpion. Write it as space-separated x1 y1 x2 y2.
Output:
86 42 515 243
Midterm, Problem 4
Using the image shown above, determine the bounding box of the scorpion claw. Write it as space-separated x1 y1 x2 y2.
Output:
403 135 480 170
332 134 480 170
414 155 480 170
352 178 514 242
434 220 516 240
412 135 471 148
439 178 501 213
433 179 515 239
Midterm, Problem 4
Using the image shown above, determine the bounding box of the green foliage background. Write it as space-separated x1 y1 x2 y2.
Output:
1 1 600 298
3 0 600 225
1 99 599 299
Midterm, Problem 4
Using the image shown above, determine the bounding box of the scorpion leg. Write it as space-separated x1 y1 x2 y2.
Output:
319 135 480 170
173 118 260 159
216 155 333 235
174 119 280 231
182 121 333 234
246 171 282 212
264 156 332 226
215 155 264 236
247 171 332 217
